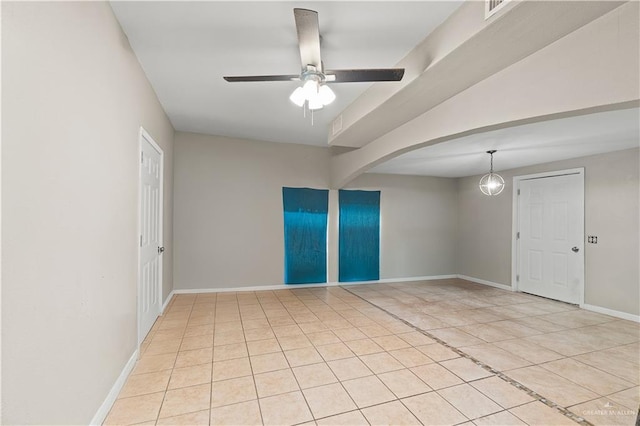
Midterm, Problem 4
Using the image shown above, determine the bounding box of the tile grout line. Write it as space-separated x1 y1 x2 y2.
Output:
208 295 215 426
161 299 196 424
426 314 632 377
138 298 193 425
262 291 363 424
252 293 269 426
340 285 595 426
346 290 599 424
276 292 404 424
243 298 270 426
283 289 468 425
265 290 412 424
169 290 636 422
139 288 637 426
366 286 626 335
349 286 640 401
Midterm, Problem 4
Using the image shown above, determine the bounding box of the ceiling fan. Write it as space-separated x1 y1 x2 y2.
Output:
223 8 405 112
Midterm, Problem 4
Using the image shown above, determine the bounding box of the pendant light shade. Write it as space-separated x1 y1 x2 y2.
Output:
479 150 505 196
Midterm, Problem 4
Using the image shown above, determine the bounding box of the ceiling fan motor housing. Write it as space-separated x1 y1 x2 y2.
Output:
301 65 325 83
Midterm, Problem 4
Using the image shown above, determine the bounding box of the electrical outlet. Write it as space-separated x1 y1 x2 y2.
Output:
587 236 598 244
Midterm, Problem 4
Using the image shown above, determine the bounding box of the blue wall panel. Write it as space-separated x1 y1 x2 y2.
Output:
339 190 380 282
282 187 329 284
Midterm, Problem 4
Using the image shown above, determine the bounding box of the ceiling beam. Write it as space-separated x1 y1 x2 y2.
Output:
330 1 640 188
328 0 627 149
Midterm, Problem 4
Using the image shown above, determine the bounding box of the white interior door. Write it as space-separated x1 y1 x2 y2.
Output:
138 129 163 345
517 171 584 304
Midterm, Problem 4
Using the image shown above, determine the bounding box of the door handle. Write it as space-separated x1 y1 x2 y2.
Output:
158 246 165 254
571 246 579 253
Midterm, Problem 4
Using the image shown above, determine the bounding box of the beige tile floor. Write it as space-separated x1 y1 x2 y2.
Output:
105 279 640 425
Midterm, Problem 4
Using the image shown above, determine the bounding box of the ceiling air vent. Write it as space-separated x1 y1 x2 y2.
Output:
485 0 510 19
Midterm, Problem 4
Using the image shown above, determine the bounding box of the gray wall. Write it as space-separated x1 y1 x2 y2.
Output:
345 173 458 279
457 148 639 315
2 2 174 424
173 132 331 289
174 132 638 317
173 133 458 289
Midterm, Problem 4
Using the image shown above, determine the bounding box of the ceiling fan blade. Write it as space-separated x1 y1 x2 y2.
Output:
223 75 300 82
294 8 322 70
325 68 405 83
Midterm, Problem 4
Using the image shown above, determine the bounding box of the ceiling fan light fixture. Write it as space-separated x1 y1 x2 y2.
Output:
308 96 324 110
303 79 319 99
318 84 335 105
223 8 406 123
291 77 332 110
289 87 305 107
479 150 505 196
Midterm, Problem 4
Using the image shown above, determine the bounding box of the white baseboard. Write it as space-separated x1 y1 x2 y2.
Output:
173 282 339 294
457 274 513 291
455 277 639 322
344 274 458 286
328 274 458 287
90 349 138 425
172 275 459 295
581 303 640 323
161 291 174 314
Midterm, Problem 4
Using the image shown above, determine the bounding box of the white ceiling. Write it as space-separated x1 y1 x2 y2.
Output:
110 1 462 146
111 2 638 178
369 108 640 178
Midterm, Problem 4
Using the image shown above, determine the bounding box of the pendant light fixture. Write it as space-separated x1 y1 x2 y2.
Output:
479 150 505 196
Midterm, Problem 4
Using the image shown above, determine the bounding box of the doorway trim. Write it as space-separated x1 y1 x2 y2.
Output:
137 127 164 350
511 167 585 305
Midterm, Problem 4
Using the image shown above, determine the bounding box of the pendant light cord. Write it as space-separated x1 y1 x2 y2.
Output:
487 149 497 173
